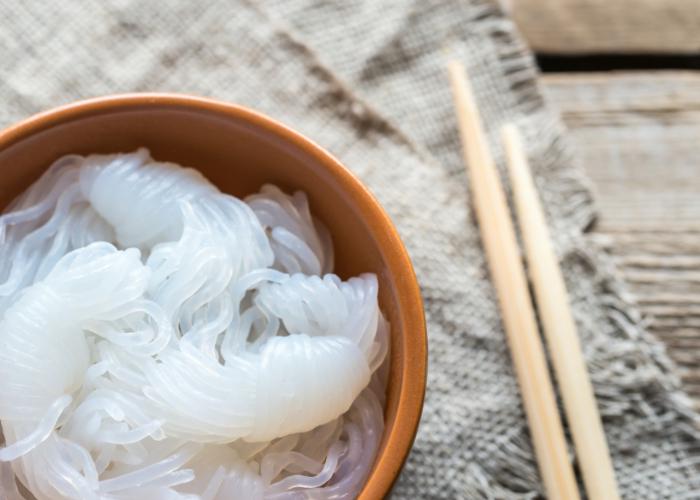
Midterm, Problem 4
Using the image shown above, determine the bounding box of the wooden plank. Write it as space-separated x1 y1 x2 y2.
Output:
541 72 700 408
507 0 700 54
543 72 700 233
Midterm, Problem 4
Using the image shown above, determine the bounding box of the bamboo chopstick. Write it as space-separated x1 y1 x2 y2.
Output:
447 61 580 500
502 124 620 500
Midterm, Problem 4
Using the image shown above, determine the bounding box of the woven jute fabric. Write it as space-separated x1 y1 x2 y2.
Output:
1 1 699 498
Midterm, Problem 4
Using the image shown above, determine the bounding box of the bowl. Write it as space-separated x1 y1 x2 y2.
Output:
0 94 427 498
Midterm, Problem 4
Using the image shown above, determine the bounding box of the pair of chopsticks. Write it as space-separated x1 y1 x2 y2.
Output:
448 61 619 500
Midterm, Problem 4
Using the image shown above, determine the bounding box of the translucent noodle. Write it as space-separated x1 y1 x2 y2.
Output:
0 150 389 499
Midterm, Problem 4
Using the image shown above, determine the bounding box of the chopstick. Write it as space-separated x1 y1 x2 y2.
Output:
502 124 620 500
447 61 580 500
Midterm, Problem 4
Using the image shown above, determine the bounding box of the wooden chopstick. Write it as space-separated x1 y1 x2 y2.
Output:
502 124 620 500
448 61 580 500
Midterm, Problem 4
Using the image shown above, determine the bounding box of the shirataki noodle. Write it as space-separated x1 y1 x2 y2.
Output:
0 149 388 499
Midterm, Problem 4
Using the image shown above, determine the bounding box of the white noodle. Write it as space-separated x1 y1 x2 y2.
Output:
0 150 389 499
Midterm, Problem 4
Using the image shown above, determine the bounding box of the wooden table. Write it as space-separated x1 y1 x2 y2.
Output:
541 73 700 408
509 1 700 408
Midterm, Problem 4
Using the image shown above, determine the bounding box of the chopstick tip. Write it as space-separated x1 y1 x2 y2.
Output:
447 59 464 76
501 123 526 153
501 122 519 141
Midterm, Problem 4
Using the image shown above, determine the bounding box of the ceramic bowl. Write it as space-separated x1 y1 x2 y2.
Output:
0 94 427 498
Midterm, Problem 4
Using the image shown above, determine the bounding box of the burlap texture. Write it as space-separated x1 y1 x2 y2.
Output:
1 1 698 498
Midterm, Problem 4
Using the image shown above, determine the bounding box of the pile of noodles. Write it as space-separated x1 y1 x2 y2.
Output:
0 149 388 499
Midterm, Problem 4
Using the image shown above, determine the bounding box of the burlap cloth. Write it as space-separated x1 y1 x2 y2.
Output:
2 1 699 498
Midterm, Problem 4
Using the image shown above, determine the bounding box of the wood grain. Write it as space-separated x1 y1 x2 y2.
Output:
506 0 700 54
542 72 700 408
543 71 700 232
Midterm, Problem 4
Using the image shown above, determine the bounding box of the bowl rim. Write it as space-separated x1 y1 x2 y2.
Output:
0 93 427 498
